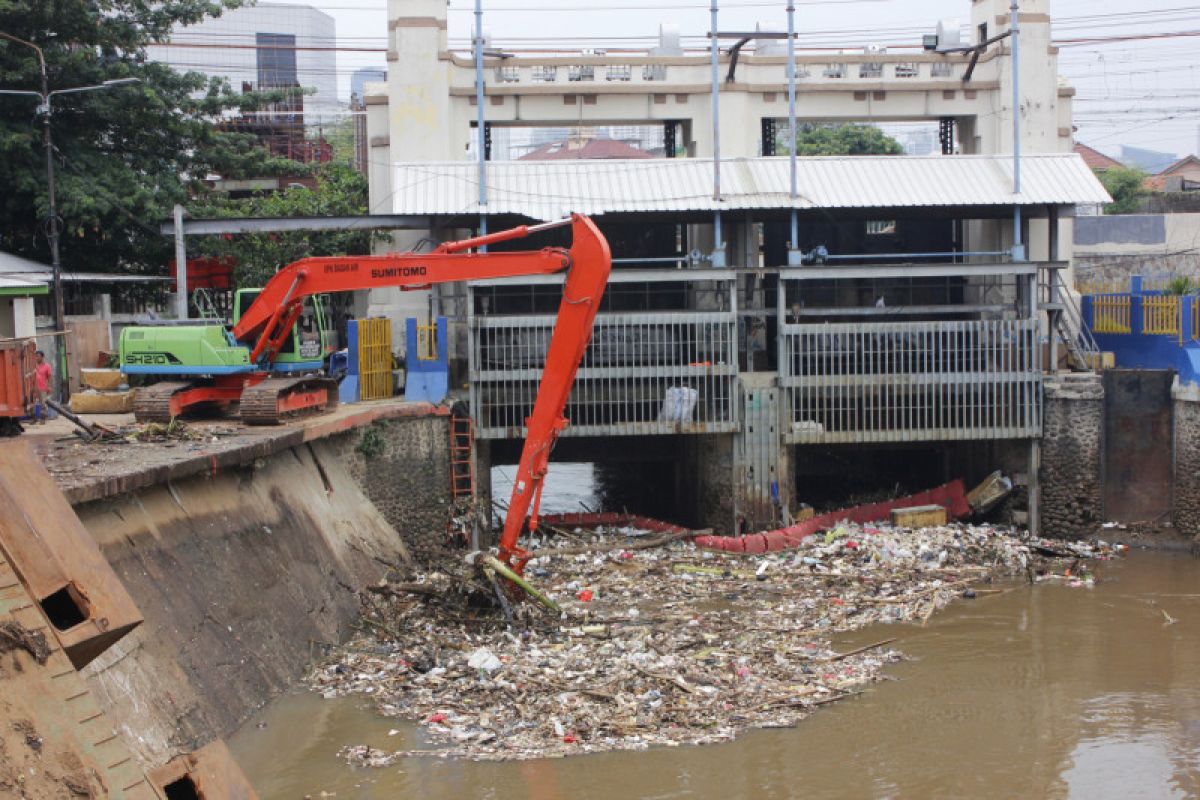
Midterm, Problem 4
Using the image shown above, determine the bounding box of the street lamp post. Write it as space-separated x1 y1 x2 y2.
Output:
0 31 138 401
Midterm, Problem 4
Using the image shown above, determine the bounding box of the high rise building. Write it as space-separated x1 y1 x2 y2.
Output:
147 3 339 118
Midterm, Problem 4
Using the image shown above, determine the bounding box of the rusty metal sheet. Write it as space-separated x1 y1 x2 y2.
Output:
0 440 142 668
0 547 158 799
1103 369 1174 523
148 739 259 800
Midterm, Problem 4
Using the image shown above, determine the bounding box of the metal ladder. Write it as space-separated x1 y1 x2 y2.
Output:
192 287 224 323
447 414 477 546
449 415 475 500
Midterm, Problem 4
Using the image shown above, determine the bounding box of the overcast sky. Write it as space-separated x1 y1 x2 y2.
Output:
276 0 1200 159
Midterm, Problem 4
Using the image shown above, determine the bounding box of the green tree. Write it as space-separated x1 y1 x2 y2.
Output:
789 123 905 156
189 163 373 288
0 0 304 275
1097 166 1148 215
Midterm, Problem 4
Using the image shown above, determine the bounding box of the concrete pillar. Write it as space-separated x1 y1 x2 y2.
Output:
1040 374 1104 536
369 0 454 355
680 434 736 533
1027 439 1041 536
970 0 1068 155
1172 379 1200 538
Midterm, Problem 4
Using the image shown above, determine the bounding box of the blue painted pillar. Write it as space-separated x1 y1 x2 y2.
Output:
339 319 361 403
1131 275 1146 336
1132 295 1145 336
405 317 449 403
1081 294 1094 331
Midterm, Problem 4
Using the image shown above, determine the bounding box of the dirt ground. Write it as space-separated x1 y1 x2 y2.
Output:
16 398 438 501
0 645 105 799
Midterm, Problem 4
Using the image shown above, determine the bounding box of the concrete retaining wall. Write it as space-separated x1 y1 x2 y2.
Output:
1174 382 1200 538
1041 375 1105 537
69 412 453 770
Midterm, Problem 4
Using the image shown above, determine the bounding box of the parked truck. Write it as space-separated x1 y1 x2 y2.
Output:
0 339 36 436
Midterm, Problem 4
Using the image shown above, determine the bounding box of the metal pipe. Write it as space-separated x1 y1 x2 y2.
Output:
611 257 690 265
710 0 723 265
1010 0 1023 261
525 217 574 234
475 0 488 247
786 0 800 263
822 250 1012 261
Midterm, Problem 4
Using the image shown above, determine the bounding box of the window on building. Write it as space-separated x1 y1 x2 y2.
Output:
256 32 298 89
866 220 896 236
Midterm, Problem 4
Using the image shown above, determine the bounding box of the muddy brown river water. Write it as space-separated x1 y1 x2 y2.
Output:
229 550 1200 799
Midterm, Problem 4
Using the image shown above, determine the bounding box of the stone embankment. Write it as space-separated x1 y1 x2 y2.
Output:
1174 382 1200 538
1041 375 1104 536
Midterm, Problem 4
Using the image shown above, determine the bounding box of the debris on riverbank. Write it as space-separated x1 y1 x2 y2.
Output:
311 522 1121 762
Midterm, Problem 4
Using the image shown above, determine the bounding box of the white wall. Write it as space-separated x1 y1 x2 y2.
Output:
0 297 37 340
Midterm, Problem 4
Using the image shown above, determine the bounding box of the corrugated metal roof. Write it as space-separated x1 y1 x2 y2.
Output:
0 251 52 277
0 251 169 283
392 153 1111 219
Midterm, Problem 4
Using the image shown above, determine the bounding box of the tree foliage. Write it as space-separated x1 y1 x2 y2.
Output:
189 163 373 288
789 123 905 156
1097 166 1148 215
0 0 304 274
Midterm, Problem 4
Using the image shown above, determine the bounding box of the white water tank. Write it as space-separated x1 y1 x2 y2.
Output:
651 23 682 56
936 18 962 50
755 23 788 57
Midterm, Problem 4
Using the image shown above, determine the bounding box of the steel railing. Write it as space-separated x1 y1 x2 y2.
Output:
1038 268 1100 368
1142 295 1181 337
1091 295 1132 334
779 318 1042 444
468 273 738 438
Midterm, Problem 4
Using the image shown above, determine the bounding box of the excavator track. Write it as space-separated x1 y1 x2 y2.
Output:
133 381 193 423
239 376 339 425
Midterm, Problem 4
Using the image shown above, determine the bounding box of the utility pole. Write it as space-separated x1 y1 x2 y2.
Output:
0 31 138 401
39 52 68 400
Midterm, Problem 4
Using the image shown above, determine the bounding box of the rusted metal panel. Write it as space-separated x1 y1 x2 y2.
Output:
148 740 258 800
1103 369 1174 523
0 441 143 669
0 548 158 800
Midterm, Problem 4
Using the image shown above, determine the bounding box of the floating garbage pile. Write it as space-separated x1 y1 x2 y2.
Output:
312 522 1119 763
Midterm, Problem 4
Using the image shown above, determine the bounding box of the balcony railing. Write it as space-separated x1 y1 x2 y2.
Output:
452 54 966 88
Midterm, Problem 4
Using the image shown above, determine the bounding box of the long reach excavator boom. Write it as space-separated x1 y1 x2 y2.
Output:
120 214 612 572
237 214 610 571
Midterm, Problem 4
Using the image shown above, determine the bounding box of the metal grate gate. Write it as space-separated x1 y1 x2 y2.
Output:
357 317 393 401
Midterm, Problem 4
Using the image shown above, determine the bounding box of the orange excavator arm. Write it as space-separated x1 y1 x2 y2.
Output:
230 214 612 572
